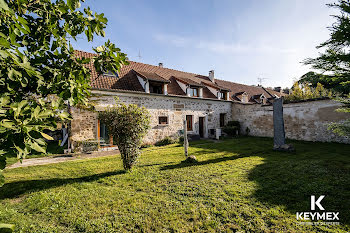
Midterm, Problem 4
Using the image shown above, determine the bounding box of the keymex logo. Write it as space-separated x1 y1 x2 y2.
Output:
296 195 340 225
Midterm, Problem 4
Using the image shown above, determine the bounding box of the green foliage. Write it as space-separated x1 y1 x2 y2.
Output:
284 82 331 102
303 1 350 95
299 71 349 95
328 96 350 136
0 0 128 183
82 140 99 153
0 223 15 233
223 121 240 136
155 137 176 146
98 100 150 170
303 0 350 137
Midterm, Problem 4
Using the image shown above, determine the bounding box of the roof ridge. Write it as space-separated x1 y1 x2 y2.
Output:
74 50 212 80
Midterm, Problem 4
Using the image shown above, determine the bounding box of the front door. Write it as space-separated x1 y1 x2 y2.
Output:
199 117 204 137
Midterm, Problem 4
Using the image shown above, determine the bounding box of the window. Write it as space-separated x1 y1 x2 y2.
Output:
149 83 163 94
158 116 168 125
218 92 226 99
220 113 226 127
187 88 198 97
186 115 193 131
103 70 118 77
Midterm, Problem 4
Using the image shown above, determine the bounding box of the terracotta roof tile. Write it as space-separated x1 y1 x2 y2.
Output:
134 70 170 83
74 50 284 102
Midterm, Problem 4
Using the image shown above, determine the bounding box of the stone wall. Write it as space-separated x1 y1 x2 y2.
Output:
232 99 349 143
70 107 98 142
70 90 232 144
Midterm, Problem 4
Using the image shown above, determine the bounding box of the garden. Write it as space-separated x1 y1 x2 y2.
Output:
1 137 349 232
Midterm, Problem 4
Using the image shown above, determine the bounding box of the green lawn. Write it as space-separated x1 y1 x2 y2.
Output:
0 137 350 232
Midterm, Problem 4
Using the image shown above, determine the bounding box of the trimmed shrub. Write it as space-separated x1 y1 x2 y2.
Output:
223 121 240 137
99 100 150 170
155 137 175 146
82 140 99 153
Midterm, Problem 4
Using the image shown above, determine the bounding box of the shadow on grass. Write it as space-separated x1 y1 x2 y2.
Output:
0 170 125 200
160 153 254 170
184 137 350 225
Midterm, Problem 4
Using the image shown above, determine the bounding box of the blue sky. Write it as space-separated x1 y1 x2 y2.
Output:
71 0 337 88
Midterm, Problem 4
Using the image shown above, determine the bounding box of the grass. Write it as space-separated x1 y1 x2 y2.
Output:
0 137 350 232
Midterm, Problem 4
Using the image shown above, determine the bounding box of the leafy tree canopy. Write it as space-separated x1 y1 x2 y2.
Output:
303 0 350 137
303 1 350 95
0 0 128 186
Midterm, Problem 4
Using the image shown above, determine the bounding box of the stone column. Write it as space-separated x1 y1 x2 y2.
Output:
204 115 209 138
273 97 286 148
183 119 188 157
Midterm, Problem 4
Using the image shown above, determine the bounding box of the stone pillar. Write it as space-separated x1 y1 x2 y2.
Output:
225 92 230 100
273 98 285 148
198 87 203 98
163 84 168 95
183 119 188 157
204 115 209 138
145 81 150 93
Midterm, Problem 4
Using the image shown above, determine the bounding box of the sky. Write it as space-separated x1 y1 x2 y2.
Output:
71 0 338 88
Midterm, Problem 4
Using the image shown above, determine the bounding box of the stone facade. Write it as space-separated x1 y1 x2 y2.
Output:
71 91 349 146
70 107 98 142
232 99 349 143
71 90 232 144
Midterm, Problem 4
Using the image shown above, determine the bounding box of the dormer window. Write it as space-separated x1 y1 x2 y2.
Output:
103 70 118 77
242 92 249 103
187 87 198 97
149 82 163 94
218 92 225 99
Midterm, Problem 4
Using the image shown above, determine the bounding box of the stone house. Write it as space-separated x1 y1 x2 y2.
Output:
70 50 283 149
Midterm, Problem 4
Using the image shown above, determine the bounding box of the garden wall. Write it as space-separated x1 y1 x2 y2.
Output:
232 99 349 143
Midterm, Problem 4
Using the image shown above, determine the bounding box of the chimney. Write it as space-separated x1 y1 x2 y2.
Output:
209 70 215 82
158 63 163 68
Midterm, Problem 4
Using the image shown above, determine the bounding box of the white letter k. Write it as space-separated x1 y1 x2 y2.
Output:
311 195 325 210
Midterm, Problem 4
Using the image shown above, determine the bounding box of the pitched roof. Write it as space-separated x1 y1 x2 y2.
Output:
134 70 170 83
75 50 283 101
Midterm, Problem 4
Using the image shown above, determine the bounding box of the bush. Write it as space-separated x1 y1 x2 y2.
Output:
82 140 99 153
141 143 153 148
223 121 240 137
155 137 175 146
178 136 184 143
99 99 150 170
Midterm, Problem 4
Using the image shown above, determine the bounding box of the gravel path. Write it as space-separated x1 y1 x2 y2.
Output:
7 150 120 169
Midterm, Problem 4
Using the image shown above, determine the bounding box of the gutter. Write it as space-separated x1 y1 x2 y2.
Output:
91 88 233 103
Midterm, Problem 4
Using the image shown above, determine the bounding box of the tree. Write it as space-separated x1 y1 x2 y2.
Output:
286 82 304 101
303 0 350 137
0 0 128 187
303 1 350 95
285 82 330 101
99 99 150 170
328 96 350 135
